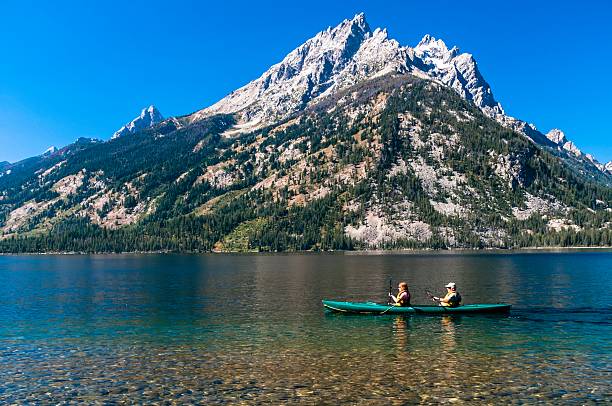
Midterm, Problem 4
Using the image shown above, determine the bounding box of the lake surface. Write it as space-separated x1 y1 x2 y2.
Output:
0 251 610 404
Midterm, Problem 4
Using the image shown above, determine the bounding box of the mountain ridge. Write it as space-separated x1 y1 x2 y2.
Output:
0 14 610 252
112 105 164 139
184 13 607 176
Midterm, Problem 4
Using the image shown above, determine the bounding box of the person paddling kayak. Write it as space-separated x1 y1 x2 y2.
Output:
433 282 461 307
389 282 411 306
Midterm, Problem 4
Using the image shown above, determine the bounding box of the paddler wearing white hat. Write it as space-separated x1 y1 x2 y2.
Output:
433 282 462 307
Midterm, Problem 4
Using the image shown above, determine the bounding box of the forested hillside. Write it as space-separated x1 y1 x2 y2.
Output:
1 74 610 252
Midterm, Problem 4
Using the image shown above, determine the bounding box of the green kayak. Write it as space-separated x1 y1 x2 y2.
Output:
322 300 511 315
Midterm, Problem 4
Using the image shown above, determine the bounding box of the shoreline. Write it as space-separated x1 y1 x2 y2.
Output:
1 246 611 256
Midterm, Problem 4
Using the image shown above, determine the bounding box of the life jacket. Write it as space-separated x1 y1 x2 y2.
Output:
396 290 411 307
441 291 461 307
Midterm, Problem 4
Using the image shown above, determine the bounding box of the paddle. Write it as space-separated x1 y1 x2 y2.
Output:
387 278 393 305
425 289 438 303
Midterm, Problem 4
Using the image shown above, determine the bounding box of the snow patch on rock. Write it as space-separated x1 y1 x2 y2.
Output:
42 146 58 156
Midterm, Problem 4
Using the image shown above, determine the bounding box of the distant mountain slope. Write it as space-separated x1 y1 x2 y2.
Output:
0 14 610 252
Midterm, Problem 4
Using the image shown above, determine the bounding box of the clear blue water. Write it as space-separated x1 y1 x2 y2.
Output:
0 251 610 403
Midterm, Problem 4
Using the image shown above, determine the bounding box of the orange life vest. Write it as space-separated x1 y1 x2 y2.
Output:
440 291 461 307
396 290 411 306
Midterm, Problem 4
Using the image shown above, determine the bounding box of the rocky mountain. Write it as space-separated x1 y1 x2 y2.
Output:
42 146 58 156
413 34 503 116
546 128 582 156
189 14 503 133
0 14 610 252
189 14 408 127
112 105 164 139
188 14 606 178
543 128 612 181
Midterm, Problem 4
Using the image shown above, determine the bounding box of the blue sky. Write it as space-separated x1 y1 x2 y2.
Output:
1 0 611 163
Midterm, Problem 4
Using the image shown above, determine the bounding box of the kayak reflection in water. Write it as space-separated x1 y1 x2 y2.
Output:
433 282 462 307
440 316 457 351
388 282 411 306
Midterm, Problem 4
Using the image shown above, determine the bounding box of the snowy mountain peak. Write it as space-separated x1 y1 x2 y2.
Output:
415 35 453 60
112 105 163 139
413 35 502 115
416 34 433 47
605 161 612 173
184 13 605 173
137 105 162 123
188 12 508 132
144 105 159 116
189 13 409 125
337 12 369 35
546 129 581 156
546 129 567 145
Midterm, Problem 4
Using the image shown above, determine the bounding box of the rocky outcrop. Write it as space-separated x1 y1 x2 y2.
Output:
112 105 163 139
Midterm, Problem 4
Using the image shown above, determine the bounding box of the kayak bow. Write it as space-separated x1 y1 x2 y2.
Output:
322 300 511 314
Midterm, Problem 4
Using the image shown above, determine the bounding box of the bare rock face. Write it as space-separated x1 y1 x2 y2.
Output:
187 14 502 137
112 105 163 139
546 129 582 156
183 13 607 174
546 129 567 145
413 34 503 115
189 14 411 127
